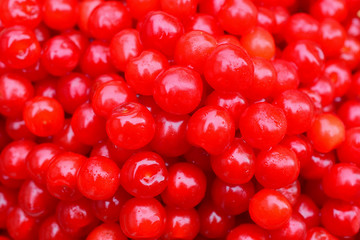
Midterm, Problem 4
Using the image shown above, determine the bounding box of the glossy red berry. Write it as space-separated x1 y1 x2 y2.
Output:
42 0 78 30
0 73 34 117
56 198 99 237
153 66 203 115
18 179 57 218
249 189 292 230
92 186 132 223
319 18 346 57
321 199 360 237
87 223 127 240
323 60 351 98
198 200 235 238
306 227 338 240
56 73 91 114
0 26 40 69
240 102 287 149
140 11 184 57
106 102 155 150
41 36 80 76
337 127 360 167
91 80 137 118
272 59 299 97
162 208 199 240
161 162 206 208
217 0 258 35
301 150 335 179
120 198 166 239
174 30 217 73
211 138 255 184
127 0 160 20
160 0 197 20
39 216 72 240
77 156 121 200
23 96 65 137
26 143 62 186
0 186 17 228
6 207 39 240
0 140 35 179
269 213 307 240
310 0 348 22
77 0 102 35
71 103 107 146
338 101 360 129
204 44 254 93
211 177 255 215
46 152 86 201
276 180 301 206
110 29 143 72
307 113 345 153
283 13 320 43
0 0 42 28
282 40 325 84
187 105 235 155
294 195 320 228
185 13 224 36
273 89 314 134
125 50 168 96
227 224 268 240
241 27 276 60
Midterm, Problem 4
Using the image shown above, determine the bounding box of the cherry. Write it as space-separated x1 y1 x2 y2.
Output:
71 103 107 146
306 227 338 240
161 162 206 208
0 73 34 117
319 18 346 57
205 91 248 125
91 79 137 118
92 186 131 223
56 198 99 237
46 152 86 201
26 143 62 186
23 96 65 137
310 0 348 22
120 198 166 239
77 0 102 35
199 0 225 16
174 30 217 73
249 188 292 230
0 186 17 228
281 135 313 169
0 140 35 179
337 127 360 167
217 34 242 46
323 60 351 98
283 13 320 43
307 113 345 153
308 76 335 107
273 89 314 134
211 177 255 215
211 138 255 184
301 150 335 179
243 57 276 100
6 207 39 240
185 14 224 36
125 49 169 96
184 147 212 173
41 36 80 76
338 100 360 129
239 102 287 149
217 0 258 35
276 180 301 206
257 7 276 33
163 207 200 240
227 224 268 240
18 60 48 82
127 0 160 20
0 26 41 69
269 213 307 240
0 0 42 29
52 119 91 155
42 0 78 30
140 11 184 57
160 0 197 20
322 163 360 202
187 105 235 155
87 223 127 240
91 74 124 98
35 78 57 98
106 102 155 150
56 73 91 114
294 194 320 228
18 179 57 218
61 30 89 56
77 156 121 200
153 66 203 115
80 41 116 78
198 200 235 239
339 36 360 70
321 199 360 237
256 145 299 188
204 44 254 93
241 26 276 60
39 216 73 240
272 59 299 97
282 40 325 84
109 29 143 72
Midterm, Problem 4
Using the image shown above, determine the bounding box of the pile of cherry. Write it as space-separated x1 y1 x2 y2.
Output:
0 0 360 239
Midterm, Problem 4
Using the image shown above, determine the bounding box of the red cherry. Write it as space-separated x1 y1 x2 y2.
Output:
6 207 40 240
42 0 78 30
87 223 127 240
